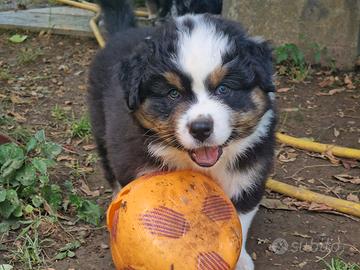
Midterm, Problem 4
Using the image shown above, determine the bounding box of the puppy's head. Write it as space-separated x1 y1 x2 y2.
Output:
123 14 275 168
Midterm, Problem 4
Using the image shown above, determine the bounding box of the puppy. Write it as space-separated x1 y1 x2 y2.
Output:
145 0 222 19
88 1 276 269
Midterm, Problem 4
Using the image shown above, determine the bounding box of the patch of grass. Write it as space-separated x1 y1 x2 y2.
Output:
70 115 91 139
17 48 43 65
0 114 33 144
51 105 68 122
275 43 311 81
0 68 12 81
0 114 15 126
11 220 45 269
8 126 33 143
324 258 360 270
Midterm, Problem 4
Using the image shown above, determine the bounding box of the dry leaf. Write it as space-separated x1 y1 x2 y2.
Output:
277 87 291 93
260 198 293 210
323 150 341 165
10 94 30 104
316 88 345 96
57 155 77 162
318 76 335 87
308 202 333 212
278 151 298 163
8 111 26 123
333 174 360 185
83 144 96 151
346 194 359 202
344 75 355 89
79 179 100 197
100 243 109 249
341 159 360 169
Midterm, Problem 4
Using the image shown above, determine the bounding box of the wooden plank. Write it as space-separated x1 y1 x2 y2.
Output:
0 7 94 36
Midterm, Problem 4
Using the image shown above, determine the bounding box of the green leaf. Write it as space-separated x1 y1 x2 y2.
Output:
314 51 321 63
15 165 36 186
0 143 24 165
0 190 6 202
67 250 75 258
26 137 37 153
59 240 81 252
0 190 19 219
54 251 68 260
31 195 43 208
32 158 48 175
12 205 23 217
9 34 28 43
0 158 24 179
64 180 74 193
69 194 82 208
41 184 62 211
41 142 62 159
34 130 45 142
39 174 49 185
77 199 103 226
0 264 13 270
20 186 36 198
24 204 34 214
0 222 10 234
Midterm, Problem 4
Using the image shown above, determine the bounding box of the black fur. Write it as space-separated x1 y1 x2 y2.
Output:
146 0 222 18
96 0 136 35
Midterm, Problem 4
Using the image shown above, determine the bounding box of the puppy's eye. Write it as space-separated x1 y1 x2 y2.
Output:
168 89 181 100
215 85 231 96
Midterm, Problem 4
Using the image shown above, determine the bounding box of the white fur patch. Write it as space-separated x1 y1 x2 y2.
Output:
176 96 232 149
225 109 274 165
236 207 258 270
147 109 275 199
268 92 276 102
174 15 232 92
173 15 234 149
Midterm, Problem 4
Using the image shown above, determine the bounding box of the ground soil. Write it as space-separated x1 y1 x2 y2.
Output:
0 31 359 270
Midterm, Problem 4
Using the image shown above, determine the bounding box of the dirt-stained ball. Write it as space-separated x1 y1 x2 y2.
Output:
107 170 242 270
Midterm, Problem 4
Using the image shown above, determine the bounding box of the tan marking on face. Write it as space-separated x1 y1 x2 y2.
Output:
251 87 267 112
231 87 268 138
134 100 189 145
208 66 227 88
163 72 184 91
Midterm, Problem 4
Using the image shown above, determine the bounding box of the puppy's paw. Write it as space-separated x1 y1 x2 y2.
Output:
236 251 254 270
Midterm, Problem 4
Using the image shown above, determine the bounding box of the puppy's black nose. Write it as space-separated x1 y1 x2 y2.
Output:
189 117 213 142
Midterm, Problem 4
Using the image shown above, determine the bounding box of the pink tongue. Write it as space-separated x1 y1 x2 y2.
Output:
191 147 220 167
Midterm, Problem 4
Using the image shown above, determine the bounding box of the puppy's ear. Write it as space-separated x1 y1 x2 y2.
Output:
120 39 155 111
248 38 275 92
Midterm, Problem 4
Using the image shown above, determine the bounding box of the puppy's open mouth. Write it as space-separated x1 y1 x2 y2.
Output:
189 146 223 167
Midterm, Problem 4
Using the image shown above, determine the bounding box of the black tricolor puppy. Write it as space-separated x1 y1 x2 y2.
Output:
145 0 222 19
88 1 276 269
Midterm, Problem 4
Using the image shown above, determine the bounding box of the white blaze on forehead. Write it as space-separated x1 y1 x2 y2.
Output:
174 15 232 92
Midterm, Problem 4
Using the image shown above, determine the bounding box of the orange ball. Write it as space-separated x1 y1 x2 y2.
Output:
107 171 242 270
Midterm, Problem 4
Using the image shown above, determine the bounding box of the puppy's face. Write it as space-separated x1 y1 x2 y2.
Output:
130 15 274 168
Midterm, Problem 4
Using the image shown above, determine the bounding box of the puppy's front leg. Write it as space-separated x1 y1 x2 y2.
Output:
236 206 258 270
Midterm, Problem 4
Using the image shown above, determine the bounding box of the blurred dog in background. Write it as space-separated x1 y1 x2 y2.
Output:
145 0 222 19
